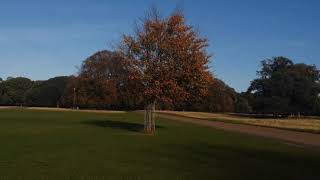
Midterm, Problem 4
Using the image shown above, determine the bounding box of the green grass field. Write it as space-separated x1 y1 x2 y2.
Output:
0 109 319 180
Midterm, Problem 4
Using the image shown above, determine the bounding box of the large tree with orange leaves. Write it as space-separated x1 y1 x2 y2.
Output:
63 50 143 109
119 9 212 133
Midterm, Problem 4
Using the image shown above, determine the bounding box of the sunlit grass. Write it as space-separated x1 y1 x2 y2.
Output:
158 111 320 133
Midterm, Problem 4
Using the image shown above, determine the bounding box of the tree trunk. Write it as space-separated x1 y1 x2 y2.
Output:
144 101 156 134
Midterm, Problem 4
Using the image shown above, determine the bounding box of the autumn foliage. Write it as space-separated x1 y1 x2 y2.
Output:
119 10 212 109
64 50 143 109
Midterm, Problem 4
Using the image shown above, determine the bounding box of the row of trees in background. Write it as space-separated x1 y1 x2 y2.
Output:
0 76 70 107
1 56 319 116
62 50 238 112
0 69 237 112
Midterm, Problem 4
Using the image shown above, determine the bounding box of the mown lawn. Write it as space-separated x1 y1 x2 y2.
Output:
0 109 319 180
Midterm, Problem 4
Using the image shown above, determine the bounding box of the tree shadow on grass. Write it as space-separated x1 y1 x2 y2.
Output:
82 119 164 133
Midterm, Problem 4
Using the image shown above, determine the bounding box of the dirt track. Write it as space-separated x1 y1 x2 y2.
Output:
157 113 320 150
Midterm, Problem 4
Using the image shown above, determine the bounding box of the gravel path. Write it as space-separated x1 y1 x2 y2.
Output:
157 113 320 149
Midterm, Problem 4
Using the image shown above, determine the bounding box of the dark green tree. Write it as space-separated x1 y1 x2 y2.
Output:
248 57 320 116
1 77 33 105
235 93 252 113
25 76 70 107
198 78 237 112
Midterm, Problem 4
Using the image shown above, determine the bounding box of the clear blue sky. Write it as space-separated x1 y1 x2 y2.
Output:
0 0 319 92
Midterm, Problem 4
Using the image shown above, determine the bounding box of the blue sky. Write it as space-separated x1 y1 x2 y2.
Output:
0 0 319 92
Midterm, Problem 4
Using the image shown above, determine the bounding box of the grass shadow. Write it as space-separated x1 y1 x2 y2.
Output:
83 119 164 132
161 142 320 179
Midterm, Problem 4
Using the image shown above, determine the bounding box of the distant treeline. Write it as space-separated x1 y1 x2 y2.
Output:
0 76 70 108
0 51 239 112
0 52 319 116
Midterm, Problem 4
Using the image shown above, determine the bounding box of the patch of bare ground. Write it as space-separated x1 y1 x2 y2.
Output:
157 111 320 133
156 112 320 150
